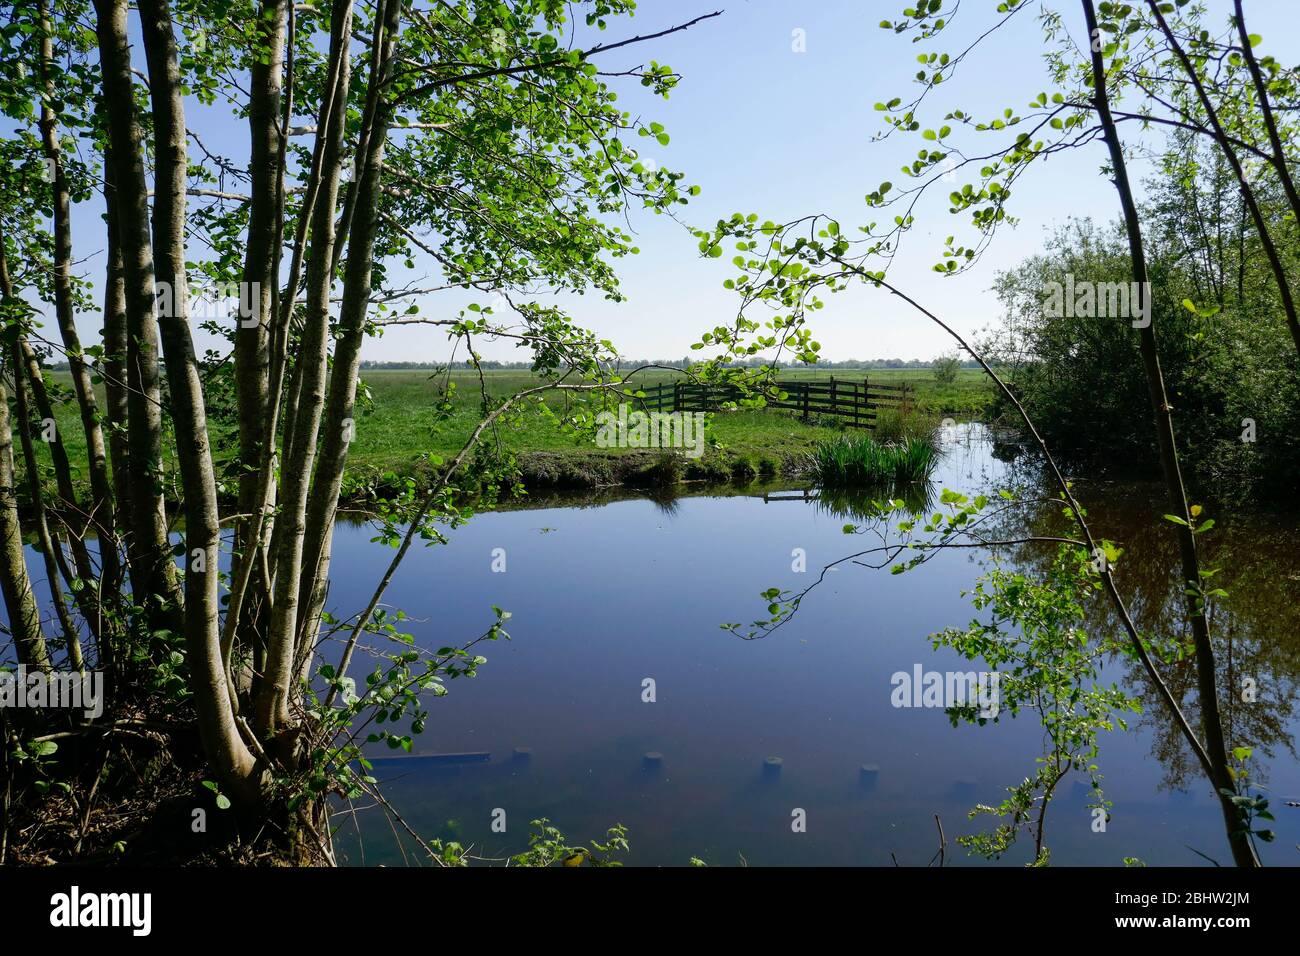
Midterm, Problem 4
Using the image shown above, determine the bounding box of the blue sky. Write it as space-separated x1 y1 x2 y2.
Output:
373 0 1300 362
42 0 1300 364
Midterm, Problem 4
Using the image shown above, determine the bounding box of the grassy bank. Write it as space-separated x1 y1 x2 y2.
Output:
28 367 993 500
343 367 989 474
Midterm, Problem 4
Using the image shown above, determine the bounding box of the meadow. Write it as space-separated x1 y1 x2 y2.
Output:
31 366 994 497
346 366 992 467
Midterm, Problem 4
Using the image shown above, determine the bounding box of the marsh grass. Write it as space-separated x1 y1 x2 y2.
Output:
810 434 939 487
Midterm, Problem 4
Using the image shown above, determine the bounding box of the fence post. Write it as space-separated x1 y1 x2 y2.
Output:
673 381 681 412
802 381 810 422
829 375 837 420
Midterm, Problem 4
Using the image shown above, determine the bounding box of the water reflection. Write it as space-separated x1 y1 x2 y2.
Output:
968 460 1300 796
323 424 1298 866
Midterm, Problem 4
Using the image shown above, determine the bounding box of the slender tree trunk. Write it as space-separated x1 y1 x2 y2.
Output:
10 340 83 671
1233 0 1300 249
92 0 182 633
254 0 356 735
0 376 49 672
1086 0 1259 867
36 0 122 614
100 149 134 569
295 0 402 683
12 337 109 641
1145 0 1300 361
231 0 289 650
0 247 51 672
133 0 260 798
232 1 350 652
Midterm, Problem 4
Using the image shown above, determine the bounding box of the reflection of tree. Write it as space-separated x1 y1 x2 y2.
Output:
490 478 940 523
1138 516 1300 792
732 428 1297 802
977 462 1300 792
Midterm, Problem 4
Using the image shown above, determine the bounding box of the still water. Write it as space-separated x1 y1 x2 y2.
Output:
327 425 1300 866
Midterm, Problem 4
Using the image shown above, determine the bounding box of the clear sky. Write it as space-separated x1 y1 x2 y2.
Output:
364 0 1300 363
40 0 1300 364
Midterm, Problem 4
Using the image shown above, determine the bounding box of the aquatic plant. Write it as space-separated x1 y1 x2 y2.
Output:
809 434 938 487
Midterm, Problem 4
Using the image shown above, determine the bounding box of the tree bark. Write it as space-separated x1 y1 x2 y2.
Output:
231 0 289 647
89 0 261 801
295 0 403 684
92 0 182 633
254 0 356 735
100 148 134 569
132 0 261 798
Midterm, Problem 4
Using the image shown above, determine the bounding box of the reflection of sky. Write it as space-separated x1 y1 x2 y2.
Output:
323 429 1300 866
6 426 1293 865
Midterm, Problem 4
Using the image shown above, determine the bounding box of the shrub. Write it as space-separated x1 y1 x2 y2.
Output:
932 352 961 386
729 455 758 482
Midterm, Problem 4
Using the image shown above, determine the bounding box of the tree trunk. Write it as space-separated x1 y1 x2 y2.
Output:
1085 0 1259 868
92 0 260 799
295 0 402 683
13 338 109 641
231 0 289 649
0 247 51 672
37 0 122 610
1145 0 1300 361
0 227 106 642
100 148 135 571
10 338 83 671
92 0 183 633
254 0 354 736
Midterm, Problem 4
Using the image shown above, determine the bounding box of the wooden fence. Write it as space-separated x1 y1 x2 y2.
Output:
624 377 913 430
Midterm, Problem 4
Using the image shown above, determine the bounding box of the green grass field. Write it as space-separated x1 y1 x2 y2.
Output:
28 367 994 497
346 367 991 470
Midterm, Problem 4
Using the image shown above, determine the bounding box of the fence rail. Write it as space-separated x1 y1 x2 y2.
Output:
622 377 913 429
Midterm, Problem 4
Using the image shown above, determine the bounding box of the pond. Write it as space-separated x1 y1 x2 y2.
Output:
325 425 1300 865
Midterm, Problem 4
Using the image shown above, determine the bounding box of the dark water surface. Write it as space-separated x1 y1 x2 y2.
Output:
321 425 1300 866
